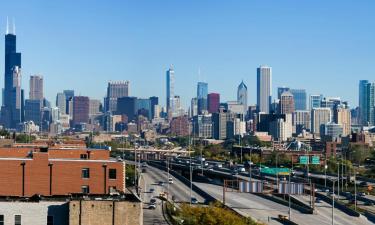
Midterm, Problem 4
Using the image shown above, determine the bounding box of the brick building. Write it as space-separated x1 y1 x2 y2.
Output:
0 144 125 197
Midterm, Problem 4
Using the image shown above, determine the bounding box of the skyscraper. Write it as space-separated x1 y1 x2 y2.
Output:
56 92 66 115
166 66 175 117
197 82 208 114
359 80 369 125
29 75 43 100
290 89 307 110
63 90 74 115
279 91 295 114
311 108 331 134
149 96 159 119
105 81 129 113
72 96 90 126
208 93 220 114
117 97 137 121
1 20 23 128
257 65 272 113
277 87 290 100
359 80 375 126
309 94 322 110
237 81 248 114
335 105 351 137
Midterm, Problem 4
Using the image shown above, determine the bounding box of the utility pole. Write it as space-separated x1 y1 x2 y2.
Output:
332 179 335 225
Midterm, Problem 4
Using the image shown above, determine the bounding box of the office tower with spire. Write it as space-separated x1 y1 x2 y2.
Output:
1 19 23 128
257 65 272 113
237 81 248 115
166 66 175 117
29 75 43 100
197 82 208 114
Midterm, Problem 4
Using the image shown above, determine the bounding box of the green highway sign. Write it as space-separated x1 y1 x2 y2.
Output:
311 156 320 165
299 156 309 165
260 167 290 175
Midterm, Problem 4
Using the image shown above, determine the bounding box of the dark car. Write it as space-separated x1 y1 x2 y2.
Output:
365 201 374 206
191 197 198 204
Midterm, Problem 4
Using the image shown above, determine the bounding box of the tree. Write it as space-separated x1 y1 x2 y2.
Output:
15 134 35 143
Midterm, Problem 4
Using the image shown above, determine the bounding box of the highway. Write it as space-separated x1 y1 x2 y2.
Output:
141 165 205 225
194 182 373 225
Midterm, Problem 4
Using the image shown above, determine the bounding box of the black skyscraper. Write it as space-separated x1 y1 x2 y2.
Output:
1 21 22 129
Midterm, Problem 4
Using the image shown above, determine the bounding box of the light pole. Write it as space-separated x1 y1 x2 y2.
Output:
288 172 292 220
332 179 336 225
249 147 252 182
325 161 328 188
354 167 357 211
337 163 340 200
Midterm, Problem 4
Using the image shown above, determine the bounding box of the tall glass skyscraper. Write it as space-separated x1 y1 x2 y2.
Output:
257 65 272 113
166 66 175 116
290 89 307 110
1 21 23 128
359 80 370 125
237 81 248 115
197 82 208 114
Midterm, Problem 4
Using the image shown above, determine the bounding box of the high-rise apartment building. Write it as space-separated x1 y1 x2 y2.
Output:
105 81 129 113
29 75 43 100
208 93 220 114
358 81 375 126
257 65 272 113
335 105 351 137
311 108 331 134
292 110 311 134
310 95 322 110
89 99 101 117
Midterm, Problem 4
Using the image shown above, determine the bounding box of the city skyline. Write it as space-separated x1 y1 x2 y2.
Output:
0 1 374 108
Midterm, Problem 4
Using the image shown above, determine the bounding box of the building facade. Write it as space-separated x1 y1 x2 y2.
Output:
197 82 208 114
290 89 307 110
72 96 90 126
311 108 331 134
207 93 220 114
279 91 295 114
257 65 272 113
29 75 43 100
105 81 129 113
237 81 248 115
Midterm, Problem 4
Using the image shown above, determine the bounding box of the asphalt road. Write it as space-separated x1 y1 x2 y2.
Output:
141 165 204 225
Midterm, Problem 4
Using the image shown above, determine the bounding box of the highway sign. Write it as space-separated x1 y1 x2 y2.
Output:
260 167 290 175
311 156 320 165
299 156 309 164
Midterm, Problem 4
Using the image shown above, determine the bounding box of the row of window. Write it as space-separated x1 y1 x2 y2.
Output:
81 185 116 194
0 215 53 225
81 168 117 179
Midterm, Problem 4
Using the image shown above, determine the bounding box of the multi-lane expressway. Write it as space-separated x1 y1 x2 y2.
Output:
140 164 205 225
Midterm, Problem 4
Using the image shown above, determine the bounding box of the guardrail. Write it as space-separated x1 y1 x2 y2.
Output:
314 191 360 217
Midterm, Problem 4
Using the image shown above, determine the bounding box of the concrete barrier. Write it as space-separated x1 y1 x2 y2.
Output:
314 192 360 217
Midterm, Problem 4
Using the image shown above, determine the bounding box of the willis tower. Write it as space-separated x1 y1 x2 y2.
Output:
1 19 23 129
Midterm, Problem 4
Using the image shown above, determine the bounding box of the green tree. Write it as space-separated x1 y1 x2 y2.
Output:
15 134 35 143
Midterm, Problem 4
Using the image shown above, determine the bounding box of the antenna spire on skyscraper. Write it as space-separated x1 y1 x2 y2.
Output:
12 18 15 34
6 16 9 34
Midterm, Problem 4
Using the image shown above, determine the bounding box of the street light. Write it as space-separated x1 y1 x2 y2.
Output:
332 179 337 225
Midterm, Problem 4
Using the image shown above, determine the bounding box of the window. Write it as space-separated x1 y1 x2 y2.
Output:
0 215 4 225
109 169 117 179
47 216 54 225
81 168 90 179
15 215 21 225
80 154 88 159
81 185 90 194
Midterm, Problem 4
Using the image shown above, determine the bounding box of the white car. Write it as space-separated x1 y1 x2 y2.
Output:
168 177 173 184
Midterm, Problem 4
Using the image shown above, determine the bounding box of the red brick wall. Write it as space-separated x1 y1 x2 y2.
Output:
0 152 124 197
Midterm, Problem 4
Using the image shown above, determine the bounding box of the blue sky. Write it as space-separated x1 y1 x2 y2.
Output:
0 0 374 108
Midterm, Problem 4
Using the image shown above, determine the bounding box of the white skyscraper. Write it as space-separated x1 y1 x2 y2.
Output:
166 66 175 117
257 65 272 113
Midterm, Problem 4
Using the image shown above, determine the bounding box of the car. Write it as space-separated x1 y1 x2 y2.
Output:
159 181 164 186
360 181 368 187
150 198 157 204
358 192 366 197
150 188 155 193
191 197 198 204
315 198 322 203
365 201 374 206
237 167 246 172
168 177 173 184
231 170 238 175
148 203 157 209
